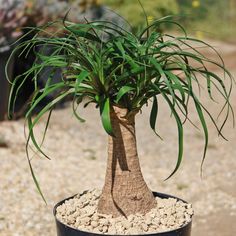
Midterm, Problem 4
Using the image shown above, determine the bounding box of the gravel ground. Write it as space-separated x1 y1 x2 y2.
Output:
0 40 236 236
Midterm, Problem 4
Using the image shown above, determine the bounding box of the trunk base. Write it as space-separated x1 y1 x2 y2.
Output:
97 179 156 217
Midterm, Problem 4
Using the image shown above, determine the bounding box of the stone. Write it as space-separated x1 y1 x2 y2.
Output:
99 218 109 226
122 220 132 229
91 221 98 228
102 225 108 233
80 216 91 226
141 223 148 231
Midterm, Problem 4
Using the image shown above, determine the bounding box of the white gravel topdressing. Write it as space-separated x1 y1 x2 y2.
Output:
56 189 194 235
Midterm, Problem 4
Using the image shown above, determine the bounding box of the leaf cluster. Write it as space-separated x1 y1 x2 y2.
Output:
7 16 234 198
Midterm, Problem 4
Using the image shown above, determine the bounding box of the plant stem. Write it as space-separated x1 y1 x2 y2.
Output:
97 106 156 217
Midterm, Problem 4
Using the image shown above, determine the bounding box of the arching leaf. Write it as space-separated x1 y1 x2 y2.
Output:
100 97 114 136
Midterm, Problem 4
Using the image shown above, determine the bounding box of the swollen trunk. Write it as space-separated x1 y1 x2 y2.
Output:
97 106 156 217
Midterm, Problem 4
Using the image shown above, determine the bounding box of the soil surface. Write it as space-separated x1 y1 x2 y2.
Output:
56 189 193 234
0 39 236 236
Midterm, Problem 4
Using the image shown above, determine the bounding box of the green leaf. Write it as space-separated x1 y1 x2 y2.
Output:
75 70 90 91
26 146 47 204
115 86 134 103
164 94 184 180
26 83 68 117
26 117 48 204
152 84 184 180
72 97 86 123
164 71 186 103
192 96 209 176
27 89 75 146
27 116 51 160
114 41 126 58
100 97 114 136
149 96 162 139
63 20 101 43
150 58 176 104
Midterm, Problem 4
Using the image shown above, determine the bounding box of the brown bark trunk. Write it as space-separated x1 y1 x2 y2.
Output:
97 106 156 217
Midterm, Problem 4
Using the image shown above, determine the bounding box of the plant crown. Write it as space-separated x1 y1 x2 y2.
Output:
7 14 234 200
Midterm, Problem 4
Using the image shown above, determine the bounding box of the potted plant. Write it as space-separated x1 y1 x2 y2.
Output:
7 13 234 236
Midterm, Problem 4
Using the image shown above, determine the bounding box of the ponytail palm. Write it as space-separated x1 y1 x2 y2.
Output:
8 17 234 217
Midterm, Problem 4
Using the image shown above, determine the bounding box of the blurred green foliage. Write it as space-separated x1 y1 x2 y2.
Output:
102 0 236 41
102 0 179 30
177 0 236 41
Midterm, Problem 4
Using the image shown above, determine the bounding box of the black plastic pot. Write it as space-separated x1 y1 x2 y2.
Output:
0 49 14 121
53 192 192 236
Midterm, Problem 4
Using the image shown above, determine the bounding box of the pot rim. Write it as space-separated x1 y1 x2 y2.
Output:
53 191 193 236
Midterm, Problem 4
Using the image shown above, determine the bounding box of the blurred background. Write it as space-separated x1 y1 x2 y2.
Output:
0 1 236 236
